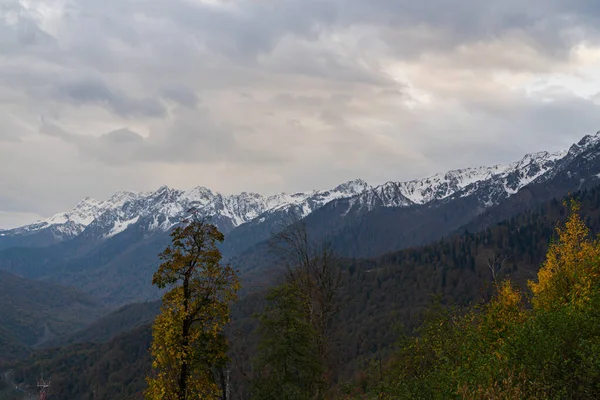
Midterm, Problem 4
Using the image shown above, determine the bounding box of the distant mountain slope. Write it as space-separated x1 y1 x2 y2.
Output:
463 132 600 233
47 301 160 347
220 148 569 259
0 270 104 362
0 223 172 306
295 131 600 258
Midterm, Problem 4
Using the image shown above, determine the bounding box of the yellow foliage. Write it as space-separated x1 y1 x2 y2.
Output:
529 200 600 311
145 219 240 400
481 280 527 353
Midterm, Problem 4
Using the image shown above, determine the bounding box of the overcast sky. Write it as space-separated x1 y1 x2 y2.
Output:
1 0 600 228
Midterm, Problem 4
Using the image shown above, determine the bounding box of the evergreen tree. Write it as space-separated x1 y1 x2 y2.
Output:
145 216 240 400
251 281 323 400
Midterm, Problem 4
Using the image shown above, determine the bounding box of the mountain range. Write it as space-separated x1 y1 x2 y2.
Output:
3 134 594 248
1 130 600 306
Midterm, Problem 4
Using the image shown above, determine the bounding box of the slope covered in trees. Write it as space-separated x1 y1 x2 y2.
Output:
47 301 161 348
352 202 600 399
7 324 152 400
7 186 600 399
330 185 600 371
0 270 104 364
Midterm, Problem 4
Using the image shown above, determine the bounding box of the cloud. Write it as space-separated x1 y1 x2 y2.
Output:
51 77 167 118
40 107 287 166
1 0 600 226
162 86 200 108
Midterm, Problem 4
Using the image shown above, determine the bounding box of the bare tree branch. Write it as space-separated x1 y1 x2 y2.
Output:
487 252 510 285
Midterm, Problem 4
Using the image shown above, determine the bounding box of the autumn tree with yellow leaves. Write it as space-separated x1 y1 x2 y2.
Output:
353 200 600 399
529 200 600 311
145 215 240 400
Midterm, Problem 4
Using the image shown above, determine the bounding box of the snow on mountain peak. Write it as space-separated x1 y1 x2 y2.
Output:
81 180 376 239
568 131 600 157
108 191 141 205
9 130 600 242
333 179 370 192
183 186 216 203
347 147 572 213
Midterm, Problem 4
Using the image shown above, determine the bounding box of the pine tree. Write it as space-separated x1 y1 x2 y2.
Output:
145 216 240 400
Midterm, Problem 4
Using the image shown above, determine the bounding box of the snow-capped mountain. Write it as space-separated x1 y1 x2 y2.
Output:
342 149 567 214
1 191 142 240
4 131 600 249
3 130 600 305
5 178 372 245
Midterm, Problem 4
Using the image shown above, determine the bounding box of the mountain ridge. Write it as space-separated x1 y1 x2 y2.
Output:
1 130 600 307
4 133 595 249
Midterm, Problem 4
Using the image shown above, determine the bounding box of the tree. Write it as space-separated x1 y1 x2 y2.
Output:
253 214 344 398
145 215 240 400
251 281 323 400
529 200 600 311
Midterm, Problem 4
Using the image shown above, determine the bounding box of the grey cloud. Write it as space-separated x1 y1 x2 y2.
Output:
134 0 600 67
162 87 200 108
147 0 599 61
343 0 600 49
0 1 56 52
39 120 73 140
318 110 345 126
0 115 27 142
142 0 336 59
8 0 600 75
100 128 145 145
40 108 286 166
52 78 167 118
409 94 600 172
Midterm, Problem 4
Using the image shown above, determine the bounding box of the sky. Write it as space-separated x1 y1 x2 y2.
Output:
1 0 600 228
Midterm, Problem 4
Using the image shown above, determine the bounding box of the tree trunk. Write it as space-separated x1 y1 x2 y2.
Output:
178 274 191 400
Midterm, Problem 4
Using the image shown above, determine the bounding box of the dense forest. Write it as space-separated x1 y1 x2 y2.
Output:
4 187 600 399
351 201 600 399
0 271 104 365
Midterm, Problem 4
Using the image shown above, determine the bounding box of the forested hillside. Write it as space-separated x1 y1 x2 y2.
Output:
47 301 161 348
0 271 104 364
6 325 152 400
229 185 600 387
8 186 600 399
351 202 600 399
